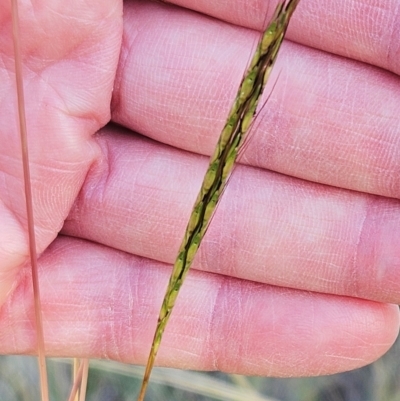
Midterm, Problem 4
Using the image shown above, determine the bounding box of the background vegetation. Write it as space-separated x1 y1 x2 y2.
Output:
1 332 399 401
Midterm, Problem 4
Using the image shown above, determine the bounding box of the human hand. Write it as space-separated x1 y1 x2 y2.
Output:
0 0 399 378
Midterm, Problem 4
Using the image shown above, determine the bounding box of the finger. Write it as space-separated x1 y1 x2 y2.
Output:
162 0 400 75
64 127 400 304
1 236 397 377
112 0 400 198
0 0 122 302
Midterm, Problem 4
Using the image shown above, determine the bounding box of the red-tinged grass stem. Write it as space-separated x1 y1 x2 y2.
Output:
10 1 49 400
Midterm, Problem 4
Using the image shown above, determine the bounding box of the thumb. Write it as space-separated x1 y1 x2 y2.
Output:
0 0 122 303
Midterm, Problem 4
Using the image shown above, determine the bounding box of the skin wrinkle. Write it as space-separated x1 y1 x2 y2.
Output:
121 144 193 255
200 167 255 278
201 222 226 276
35 62 111 132
233 282 245 372
242 285 260 371
129 257 149 365
111 8 158 120
79 135 141 249
377 204 400 294
110 29 129 117
222 187 243 279
288 0 400 74
80 137 111 207
284 58 396 192
208 276 225 371
386 0 400 68
3 267 34 354
108 259 120 362
355 198 386 297
104 253 130 361
217 280 239 372
239 0 261 25
358 2 387 49
119 6 253 152
7 273 19 353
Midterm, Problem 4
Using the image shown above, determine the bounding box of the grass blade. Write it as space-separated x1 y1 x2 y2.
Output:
137 1 300 399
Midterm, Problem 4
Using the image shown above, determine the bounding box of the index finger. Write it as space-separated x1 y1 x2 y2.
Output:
112 1 400 198
166 0 400 75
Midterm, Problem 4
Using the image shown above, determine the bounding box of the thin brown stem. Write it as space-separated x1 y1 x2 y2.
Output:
78 359 90 401
73 359 79 401
10 1 49 400
69 358 89 401
67 360 85 401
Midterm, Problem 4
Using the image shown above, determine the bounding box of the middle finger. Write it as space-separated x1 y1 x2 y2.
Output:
64 127 400 304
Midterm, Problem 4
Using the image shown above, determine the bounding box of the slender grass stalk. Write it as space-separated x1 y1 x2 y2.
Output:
12 3 89 400
10 1 50 401
73 359 79 401
67 361 85 401
78 359 90 401
137 1 300 399
69 358 90 401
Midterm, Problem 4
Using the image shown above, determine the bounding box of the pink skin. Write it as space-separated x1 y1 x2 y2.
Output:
0 0 399 377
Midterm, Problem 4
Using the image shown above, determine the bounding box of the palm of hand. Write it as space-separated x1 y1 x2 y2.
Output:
0 0 399 378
